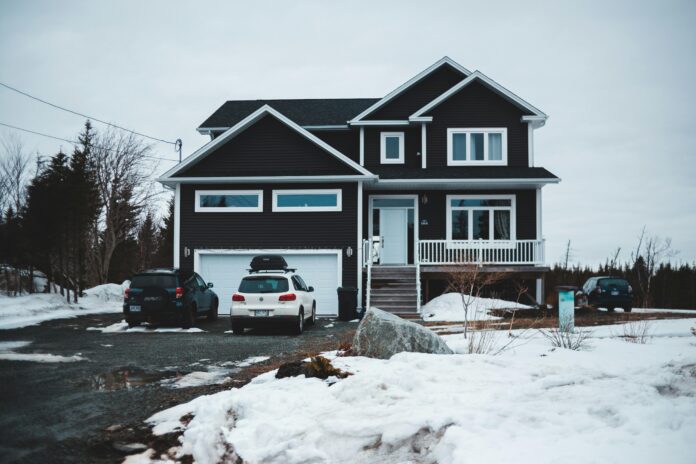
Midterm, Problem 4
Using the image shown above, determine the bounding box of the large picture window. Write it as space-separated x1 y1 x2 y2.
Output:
272 189 342 212
447 128 507 165
195 190 263 212
446 195 515 241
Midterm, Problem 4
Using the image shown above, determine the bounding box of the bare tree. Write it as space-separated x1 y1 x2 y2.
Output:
630 226 678 307
561 240 573 269
446 264 505 339
0 132 31 213
89 129 157 283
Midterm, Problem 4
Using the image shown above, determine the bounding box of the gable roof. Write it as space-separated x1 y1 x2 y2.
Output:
197 98 379 131
349 57 471 123
410 70 547 121
160 105 375 183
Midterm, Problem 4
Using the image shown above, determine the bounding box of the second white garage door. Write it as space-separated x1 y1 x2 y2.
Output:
197 251 341 317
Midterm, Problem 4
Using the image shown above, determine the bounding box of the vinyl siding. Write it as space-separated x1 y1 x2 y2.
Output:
176 114 360 177
180 182 358 287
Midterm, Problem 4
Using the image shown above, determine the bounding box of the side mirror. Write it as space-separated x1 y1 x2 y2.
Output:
308 286 314 292
207 282 214 288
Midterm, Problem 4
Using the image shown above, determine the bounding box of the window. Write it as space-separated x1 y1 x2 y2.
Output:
239 276 289 293
447 128 507 165
195 190 263 212
272 189 342 212
446 195 515 241
291 275 308 292
380 132 405 164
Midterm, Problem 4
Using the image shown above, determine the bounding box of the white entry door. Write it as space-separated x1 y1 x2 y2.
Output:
380 209 408 264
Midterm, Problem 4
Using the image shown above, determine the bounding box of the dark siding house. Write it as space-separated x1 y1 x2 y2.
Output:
160 57 559 316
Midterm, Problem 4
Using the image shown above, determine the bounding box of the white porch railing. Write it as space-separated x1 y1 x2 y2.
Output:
418 239 545 266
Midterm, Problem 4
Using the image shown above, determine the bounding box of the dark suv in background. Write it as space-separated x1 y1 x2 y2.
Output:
123 268 219 328
577 276 633 312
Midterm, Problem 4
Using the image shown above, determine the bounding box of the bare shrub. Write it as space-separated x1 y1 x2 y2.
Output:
463 325 498 354
446 264 505 339
540 325 592 350
619 320 652 344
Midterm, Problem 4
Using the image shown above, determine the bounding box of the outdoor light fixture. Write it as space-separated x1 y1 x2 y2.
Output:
184 246 191 258
421 194 428 204
346 246 353 257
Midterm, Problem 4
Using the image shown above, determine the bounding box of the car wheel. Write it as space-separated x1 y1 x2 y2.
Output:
606 306 615 313
230 320 245 335
307 303 316 326
182 304 196 329
624 307 632 313
127 320 140 328
207 298 218 321
293 309 304 335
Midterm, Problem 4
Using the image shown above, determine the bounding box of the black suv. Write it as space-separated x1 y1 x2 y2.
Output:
577 276 633 312
123 269 219 328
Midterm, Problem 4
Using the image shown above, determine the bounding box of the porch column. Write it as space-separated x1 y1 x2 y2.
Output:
536 277 544 305
421 123 427 169
357 181 363 307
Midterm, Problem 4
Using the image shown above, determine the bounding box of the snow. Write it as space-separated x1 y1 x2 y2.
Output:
422 292 530 322
141 317 696 464
0 340 86 363
87 320 204 333
597 306 696 314
162 356 271 389
0 281 127 330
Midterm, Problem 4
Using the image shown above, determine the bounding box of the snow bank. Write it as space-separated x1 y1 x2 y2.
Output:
143 318 696 464
422 292 530 322
0 281 128 330
0 340 86 363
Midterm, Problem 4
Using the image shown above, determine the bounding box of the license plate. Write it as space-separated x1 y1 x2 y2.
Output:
254 310 269 317
611 291 619 296
130 305 141 312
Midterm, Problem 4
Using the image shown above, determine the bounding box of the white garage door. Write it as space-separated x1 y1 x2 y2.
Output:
197 251 341 317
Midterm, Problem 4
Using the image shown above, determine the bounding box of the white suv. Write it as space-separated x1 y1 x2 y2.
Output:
230 272 316 335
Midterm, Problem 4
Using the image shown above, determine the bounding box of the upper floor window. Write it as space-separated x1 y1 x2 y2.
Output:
446 195 515 241
380 132 405 164
447 128 507 166
272 189 342 212
195 190 263 212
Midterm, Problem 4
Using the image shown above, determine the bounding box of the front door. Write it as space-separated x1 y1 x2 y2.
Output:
380 209 408 264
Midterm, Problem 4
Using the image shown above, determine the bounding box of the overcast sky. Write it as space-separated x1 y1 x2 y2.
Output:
1 0 695 266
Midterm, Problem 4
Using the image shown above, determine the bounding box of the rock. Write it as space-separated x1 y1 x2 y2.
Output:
105 424 124 432
352 307 454 359
112 441 148 454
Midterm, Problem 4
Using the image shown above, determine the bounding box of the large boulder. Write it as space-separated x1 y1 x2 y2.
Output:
352 307 454 359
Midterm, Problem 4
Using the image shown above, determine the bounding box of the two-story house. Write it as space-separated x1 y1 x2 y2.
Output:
159 57 559 317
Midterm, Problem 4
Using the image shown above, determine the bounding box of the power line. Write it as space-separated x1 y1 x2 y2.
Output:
0 81 177 146
0 121 179 162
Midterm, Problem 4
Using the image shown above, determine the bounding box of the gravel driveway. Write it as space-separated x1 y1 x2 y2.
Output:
0 313 356 463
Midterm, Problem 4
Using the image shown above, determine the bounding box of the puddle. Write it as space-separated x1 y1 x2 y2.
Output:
91 367 183 391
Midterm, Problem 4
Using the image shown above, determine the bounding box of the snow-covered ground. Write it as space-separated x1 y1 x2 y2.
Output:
422 292 530 322
136 317 696 464
0 282 127 330
87 320 204 334
597 306 696 314
0 340 86 363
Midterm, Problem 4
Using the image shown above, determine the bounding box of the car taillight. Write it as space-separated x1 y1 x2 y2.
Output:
279 293 297 302
232 293 245 302
124 288 130 299
175 287 184 299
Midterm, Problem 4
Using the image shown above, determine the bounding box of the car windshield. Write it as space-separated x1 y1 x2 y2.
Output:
131 275 178 288
598 278 629 289
239 277 289 293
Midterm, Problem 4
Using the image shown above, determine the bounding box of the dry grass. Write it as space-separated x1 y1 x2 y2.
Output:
540 326 592 351
618 320 653 344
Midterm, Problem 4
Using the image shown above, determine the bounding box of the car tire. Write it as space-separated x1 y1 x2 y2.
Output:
307 303 316 326
607 307 615 313
207 299 218 321
230 320 245 335
182 304 196 329
624 307 632 313
127 320 140 328
293 309 304 335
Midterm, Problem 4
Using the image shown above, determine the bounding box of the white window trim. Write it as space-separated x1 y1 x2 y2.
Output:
195 190 263 213
446 128 507 166
380 132 405 164
446 194 516 243
272 188 342 212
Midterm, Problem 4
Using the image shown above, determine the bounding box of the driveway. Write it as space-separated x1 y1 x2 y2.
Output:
0 313 356 463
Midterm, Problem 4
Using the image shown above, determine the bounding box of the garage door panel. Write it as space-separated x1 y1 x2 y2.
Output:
197 252 339 317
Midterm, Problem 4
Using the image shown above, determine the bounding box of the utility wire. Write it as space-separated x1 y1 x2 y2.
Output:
0 81 177 146
0 121 179 162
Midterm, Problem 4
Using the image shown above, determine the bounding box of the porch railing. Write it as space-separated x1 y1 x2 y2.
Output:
418 239 545 266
